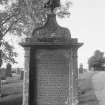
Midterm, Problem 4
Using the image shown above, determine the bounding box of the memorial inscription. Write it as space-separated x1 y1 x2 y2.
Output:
31 49 69 105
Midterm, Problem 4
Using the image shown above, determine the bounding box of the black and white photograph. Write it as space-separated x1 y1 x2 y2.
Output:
0 0 105 105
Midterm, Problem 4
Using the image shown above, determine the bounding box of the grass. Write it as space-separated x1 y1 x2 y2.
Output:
0 78 23 105
0 94 22 105
78 72 99 105
1 81 22 97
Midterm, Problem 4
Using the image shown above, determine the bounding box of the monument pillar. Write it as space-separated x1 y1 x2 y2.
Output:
72 47 79 104
23 47 30 105
21 1 83 104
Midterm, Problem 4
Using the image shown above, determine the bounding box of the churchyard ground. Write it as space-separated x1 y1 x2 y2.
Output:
0 77 23 105
1 71 105 105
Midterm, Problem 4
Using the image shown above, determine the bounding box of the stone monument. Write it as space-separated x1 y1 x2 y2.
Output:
21 0 83 105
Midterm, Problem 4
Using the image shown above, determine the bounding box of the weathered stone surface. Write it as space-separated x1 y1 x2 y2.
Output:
21 7 83 105
44 0 60 11
34 49 69 105
22 43 82 105
22 47 30 105
32 14 71 42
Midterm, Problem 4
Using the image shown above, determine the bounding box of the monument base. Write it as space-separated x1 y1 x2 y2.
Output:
21 41 82 105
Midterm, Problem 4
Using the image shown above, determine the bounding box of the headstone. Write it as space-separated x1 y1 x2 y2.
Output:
20 71 24 80
21 1 83 105
79 64 84 73
6 63 12 77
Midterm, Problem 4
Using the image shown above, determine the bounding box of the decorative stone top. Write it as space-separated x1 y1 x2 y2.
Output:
20 0 83 47
44 0 60 12
21 38 83 50
31 13 71 42
21 13 83 48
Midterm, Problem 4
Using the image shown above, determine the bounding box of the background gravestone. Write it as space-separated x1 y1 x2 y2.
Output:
6 63 12 77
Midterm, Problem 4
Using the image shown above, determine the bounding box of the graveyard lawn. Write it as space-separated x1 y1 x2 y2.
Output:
0 72 100 105
78 71 99 105
0 78 23 105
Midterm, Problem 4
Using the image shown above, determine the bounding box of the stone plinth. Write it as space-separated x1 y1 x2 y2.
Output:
21 40 82 105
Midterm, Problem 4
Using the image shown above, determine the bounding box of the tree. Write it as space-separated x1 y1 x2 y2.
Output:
0 0 71 97
0 0 71 66
88 50 105 71
0 0 20 66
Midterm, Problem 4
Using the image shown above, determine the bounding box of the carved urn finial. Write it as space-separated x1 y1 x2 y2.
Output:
29 0 71 42
44 0 60 12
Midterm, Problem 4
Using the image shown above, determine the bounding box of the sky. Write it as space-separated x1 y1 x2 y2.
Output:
0 0 17 12
2 0 105 69
58 0 105 68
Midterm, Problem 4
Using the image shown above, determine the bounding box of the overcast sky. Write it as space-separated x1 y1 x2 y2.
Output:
58 0 105 68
